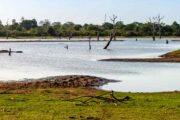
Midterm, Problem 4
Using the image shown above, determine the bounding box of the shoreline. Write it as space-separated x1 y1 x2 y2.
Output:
99 58 180 63
0 40 124 43
0 75 118 89
0 37 179 43
0 36 180 39
0 75 179 93
99 49 180 63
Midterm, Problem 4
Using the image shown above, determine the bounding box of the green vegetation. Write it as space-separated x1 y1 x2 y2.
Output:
0 88 179 120
1 18 180 38
161 49 180 58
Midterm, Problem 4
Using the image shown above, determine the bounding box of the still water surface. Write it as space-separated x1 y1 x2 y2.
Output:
0 38 180 92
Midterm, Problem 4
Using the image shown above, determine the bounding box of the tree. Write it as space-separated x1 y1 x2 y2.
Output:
104 14 118 49
149 17 157 41
21 19 37 30
0 17 180 38
5 20 9 39
39 19 51 38
74 24 82 31
163 25 173 36
102 22 113 30
0 20 3 28
52 22 62 38
171 21 180 36
149 15 164 41
48 27 56 36
62 22 75 40
156 15 164 39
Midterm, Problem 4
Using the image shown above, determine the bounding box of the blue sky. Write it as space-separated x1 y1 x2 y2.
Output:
0 0 179 24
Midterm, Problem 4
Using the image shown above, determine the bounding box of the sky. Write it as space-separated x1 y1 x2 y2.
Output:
0 0 179 25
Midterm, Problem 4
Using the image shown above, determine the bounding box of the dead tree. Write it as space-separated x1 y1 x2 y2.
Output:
104 14 117 49
103 34 114 49
68 33 73 40
88 34 92 50
149 17 157 41
149 15 164 41
157 15 164 39
6 20 9 39
9 48 12 56
97 31 100 41
111 15 117 41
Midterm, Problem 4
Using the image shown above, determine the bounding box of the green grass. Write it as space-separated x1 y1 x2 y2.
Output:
161 49 180 58
172 49 180 54
0 88 179 120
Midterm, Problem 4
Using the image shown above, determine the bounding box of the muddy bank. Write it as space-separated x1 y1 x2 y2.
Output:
100 49 180 63
160 49 180 58
100 58 180 63
0 75 117 89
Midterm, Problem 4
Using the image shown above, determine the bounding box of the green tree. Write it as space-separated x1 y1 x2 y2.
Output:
21 19 37 30
171 21 180 36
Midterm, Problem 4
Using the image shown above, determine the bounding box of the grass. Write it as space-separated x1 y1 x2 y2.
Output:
161 49 180 58
171 49 180 54
0 88 179 120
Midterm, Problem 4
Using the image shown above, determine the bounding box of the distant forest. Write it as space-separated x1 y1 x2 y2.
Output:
0 17 180 38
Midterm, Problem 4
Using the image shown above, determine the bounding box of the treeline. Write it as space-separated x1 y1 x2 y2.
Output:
0 18 180 38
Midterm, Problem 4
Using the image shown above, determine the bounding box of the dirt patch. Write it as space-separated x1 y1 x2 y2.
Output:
99 49 180 63
99 58 180 63
0 75 117 89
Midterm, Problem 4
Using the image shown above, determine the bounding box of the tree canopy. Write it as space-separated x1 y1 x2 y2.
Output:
0 18 180 38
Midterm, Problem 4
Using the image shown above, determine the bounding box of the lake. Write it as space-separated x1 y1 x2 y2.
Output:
0 38 180 92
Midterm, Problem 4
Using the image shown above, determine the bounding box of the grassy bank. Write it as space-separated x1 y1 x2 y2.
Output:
0 88 179 120
161 49 180 58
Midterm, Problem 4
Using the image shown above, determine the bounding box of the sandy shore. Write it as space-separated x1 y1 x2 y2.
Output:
0 75 117 89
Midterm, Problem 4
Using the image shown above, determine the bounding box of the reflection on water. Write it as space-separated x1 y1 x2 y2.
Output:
0 38 180 92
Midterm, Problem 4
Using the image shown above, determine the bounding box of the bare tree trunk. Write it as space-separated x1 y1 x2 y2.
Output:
157 15 164 39
153 29 155 41
69 33 73 40
104 34 114 49
97 31 100 41
103 14 117 49
6 21 9 39
159 31 162 39
114 35 116 41
89 36 92 50
152 23 156 41
6 33 9 39
158 27 162 39
149 17 156 41
149 15 164 41
9 48 11 56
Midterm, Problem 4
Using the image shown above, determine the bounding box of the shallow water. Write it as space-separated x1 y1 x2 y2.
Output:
0 38 180 92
